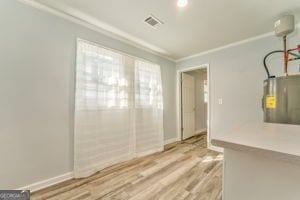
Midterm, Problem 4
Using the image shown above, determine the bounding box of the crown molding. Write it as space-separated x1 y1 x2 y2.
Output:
176 32 273 62
17 0 176 62
15 0 300 64
176 22 300 63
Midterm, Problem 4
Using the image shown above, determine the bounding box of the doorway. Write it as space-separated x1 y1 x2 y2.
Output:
177 64 211 148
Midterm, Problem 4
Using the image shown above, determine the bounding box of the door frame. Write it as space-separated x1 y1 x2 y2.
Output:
176 63 215 150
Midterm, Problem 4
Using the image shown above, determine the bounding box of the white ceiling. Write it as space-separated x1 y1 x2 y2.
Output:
35 0 300 60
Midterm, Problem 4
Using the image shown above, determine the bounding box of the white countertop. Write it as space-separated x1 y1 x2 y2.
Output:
212 123 300 163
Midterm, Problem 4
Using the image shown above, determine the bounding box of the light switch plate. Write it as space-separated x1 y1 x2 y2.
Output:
218 98 223 105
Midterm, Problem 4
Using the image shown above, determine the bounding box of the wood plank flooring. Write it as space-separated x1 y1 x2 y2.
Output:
31 134 223 200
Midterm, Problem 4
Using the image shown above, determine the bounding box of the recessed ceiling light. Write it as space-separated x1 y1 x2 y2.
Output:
177 0 188 7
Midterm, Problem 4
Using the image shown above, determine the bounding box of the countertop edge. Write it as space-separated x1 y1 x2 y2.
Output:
211 139 300 165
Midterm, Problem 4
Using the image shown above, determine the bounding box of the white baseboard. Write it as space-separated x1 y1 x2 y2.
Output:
208 144 224 153
164 137 180 145
195 129 207 134
18 172 74 193
196 128 207 134
19 147 163 193
17 141 177 193
136 147 164 158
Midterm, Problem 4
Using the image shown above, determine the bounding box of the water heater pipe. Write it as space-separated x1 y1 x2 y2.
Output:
263 49 300 78
283 36 288 75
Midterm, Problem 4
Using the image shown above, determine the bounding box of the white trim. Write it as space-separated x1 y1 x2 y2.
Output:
16 147 163 193
176 22 300 62
164 137 180 145
18 172 74 193
15 0 300 63
17 0 175 62
210 145 223 153
176 64 220 151
15 0 300 62
195 129 207 134
136 148 164 158
176 33 272 62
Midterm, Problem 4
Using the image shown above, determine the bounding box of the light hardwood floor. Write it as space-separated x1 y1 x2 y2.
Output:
32 134 223 200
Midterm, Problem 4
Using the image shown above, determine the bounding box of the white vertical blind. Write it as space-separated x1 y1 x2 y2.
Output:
135 60 164 154
74 39 163 177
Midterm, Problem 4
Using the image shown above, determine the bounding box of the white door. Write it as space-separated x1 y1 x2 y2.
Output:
182 73 195 139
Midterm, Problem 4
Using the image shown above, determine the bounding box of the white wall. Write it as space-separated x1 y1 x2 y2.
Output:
177 27 300 140
0 0 177 189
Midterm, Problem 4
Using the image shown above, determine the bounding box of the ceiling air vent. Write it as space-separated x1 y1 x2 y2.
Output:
144 14 164 29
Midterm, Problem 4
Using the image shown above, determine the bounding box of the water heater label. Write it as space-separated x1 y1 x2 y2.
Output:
266 95 276 109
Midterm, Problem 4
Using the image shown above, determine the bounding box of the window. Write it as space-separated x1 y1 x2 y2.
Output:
76 40 133 110
135 60 163 109
74 39 164 177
